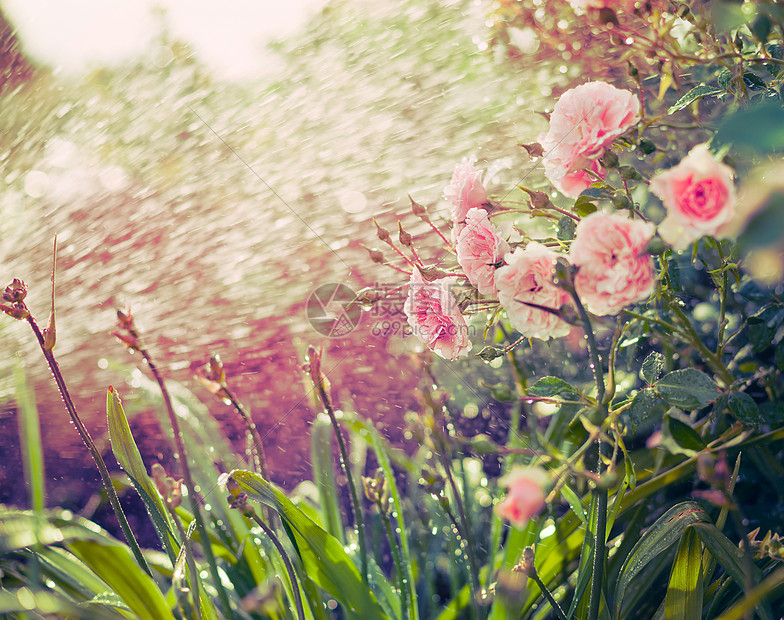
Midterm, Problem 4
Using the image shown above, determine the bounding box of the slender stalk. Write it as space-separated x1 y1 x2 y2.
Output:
531 569 568 620
222 385 268 480
569 291 608 620
137 346 234 618
167 508 203 620
668 298 735 387
437 448 482 612
26 316 151 576
379 507 409 620
247 510 306 620
314 381 369 583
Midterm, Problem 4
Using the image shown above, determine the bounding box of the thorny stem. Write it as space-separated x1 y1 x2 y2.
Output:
314 380 369 583
26 315 152 576
246 509 306 620
134 342 235 618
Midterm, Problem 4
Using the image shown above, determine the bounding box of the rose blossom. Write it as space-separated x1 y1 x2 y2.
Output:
456 208 510 296
495 466 550 529
570 212 655 316
444 157 489 241
495 242 572 340
542 82 640 198
649 144 736 251
569 0 635 10
404 268 472 360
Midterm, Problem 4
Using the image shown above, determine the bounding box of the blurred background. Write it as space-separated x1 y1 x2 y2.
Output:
0 0 572 538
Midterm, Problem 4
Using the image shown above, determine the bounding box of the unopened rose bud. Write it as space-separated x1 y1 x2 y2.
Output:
520 142 544 159
409 195 427 218
416 264 453 282
398 222 412 247
373 219 391 243
367 248 385 264
521 188 551 210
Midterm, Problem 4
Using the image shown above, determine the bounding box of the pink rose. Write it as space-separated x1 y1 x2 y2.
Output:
649 144 736 251
456 208 510 296
444 158 489 241
542 82 640 198
570 212 655 316
569 0 638 11
495 466 549 529
404 268 472 360
495 242 572 340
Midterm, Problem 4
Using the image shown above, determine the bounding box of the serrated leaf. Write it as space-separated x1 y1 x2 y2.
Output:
656 369 718 410
528 376 578 398
664 527 703 620
615 502 709 618
668 85 724 115
641 351 665 384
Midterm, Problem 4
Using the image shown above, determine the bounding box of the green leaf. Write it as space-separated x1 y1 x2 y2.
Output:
661 416 706 456
738 192 784 255
574 196 598 217
106 388 178 560
567 492 601 619
641 352 665 385
715 102 784 153
628 389 657 429
557 216 576 241
664 527 703 620
229 469 386 619
667 85 724 114
311 414 346 544
691 522 774 620
345 415 419 620
727 392 760 425
13 358 46 514
68 539 174 620
656 369 718 410
615 501 709 617
528 376 578 398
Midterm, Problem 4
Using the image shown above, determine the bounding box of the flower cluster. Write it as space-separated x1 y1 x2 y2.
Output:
396 79 740 366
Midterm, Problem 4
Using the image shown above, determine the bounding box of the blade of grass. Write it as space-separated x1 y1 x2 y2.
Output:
13 357 45 514
664 527 703 620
